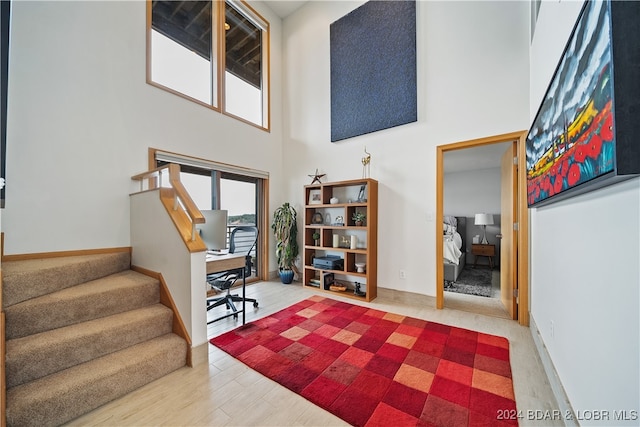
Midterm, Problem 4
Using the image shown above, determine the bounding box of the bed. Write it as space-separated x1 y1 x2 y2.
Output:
443 216 466 283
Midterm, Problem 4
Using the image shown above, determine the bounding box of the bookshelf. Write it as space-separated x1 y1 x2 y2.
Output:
303 178 377 302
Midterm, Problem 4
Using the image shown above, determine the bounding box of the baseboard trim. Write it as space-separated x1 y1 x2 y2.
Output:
530 314 577 426
1 246 132 262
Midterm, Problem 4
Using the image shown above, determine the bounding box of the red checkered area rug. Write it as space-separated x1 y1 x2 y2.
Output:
210 296 517 427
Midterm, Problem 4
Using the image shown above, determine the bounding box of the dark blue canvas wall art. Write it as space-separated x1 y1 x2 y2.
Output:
330 0 417 142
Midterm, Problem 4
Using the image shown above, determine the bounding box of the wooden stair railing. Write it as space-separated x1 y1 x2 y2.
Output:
131 163 206 253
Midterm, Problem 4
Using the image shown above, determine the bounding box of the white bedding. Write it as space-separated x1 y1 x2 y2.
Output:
443 232 462 265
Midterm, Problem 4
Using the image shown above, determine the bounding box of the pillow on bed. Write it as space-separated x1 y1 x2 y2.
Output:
443 223 457 235
443 216 458 228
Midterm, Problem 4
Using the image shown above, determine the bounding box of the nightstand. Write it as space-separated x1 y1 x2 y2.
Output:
472 244 495 269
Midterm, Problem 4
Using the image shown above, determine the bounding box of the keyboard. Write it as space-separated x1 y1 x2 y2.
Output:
207 250 227 256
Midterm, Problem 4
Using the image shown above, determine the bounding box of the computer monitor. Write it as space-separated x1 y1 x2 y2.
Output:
196 210 228 251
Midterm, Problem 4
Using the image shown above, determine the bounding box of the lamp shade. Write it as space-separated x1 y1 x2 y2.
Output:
474 213 494 226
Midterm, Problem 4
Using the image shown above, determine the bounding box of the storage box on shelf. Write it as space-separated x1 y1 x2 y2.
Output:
303 178 377 302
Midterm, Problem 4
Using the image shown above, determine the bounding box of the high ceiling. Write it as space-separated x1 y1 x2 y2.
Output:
151 1 262 88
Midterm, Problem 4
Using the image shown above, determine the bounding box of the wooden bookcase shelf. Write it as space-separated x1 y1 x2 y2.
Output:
303 178 378 302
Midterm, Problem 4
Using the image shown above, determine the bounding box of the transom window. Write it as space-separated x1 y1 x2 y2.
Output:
147 0 270 130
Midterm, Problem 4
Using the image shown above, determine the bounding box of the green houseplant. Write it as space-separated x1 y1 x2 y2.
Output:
352 211 366 226
271 202 299 284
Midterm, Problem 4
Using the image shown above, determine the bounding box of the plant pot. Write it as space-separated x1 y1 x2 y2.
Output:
279 269 294 284
355 221 363 226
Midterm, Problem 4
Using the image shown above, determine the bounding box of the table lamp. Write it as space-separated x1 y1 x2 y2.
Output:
474 213 494 244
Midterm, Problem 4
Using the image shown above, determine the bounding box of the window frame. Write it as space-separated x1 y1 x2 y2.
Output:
146 0 270 131
151 148 270 283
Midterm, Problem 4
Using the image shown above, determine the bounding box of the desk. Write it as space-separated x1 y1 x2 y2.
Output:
206 253 247 325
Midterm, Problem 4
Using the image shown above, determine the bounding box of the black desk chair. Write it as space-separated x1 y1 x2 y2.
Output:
206 226 259 319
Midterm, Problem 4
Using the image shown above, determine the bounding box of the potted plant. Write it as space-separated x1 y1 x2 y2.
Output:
352 211 366 226
312 232 321 246
271 202 299 284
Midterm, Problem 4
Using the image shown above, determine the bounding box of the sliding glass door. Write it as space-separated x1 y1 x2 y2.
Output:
155 158 265 282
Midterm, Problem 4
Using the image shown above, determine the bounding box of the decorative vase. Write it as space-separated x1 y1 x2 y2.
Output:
330 197 339 204
355 220 363 226
279 269 294 284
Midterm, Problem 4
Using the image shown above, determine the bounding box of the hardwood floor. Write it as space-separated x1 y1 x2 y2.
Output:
66 280 561 426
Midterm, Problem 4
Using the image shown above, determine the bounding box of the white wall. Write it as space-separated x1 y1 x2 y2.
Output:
530 1 640 424
282 0 529 295
3 1 284 271
444 168 501 217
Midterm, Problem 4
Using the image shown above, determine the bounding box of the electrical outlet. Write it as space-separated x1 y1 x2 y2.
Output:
550 320 554 339
399 270 406 279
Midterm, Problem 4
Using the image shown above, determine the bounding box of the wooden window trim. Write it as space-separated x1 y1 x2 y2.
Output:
145 0 270 132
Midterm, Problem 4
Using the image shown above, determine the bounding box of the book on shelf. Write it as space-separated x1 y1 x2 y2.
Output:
308 278 321 287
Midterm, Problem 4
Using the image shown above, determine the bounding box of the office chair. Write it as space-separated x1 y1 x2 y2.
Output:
206 226 259 319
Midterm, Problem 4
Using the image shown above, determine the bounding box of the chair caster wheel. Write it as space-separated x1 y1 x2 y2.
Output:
253 302 259 308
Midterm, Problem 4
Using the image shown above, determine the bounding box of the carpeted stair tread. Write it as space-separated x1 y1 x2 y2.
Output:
4 269 160 340
5 304 174 388
6 333 188 427
2 252 131 308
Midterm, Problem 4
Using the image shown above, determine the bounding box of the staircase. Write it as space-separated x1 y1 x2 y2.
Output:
2 251 188 426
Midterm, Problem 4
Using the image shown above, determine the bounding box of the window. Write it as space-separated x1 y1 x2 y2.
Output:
147 1 270 130
153 149 269 282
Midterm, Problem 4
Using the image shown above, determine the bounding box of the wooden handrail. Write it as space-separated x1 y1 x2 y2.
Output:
132 163 205 243
167 164 205 229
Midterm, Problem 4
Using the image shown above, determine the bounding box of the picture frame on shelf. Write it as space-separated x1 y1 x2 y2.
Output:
308 189 322 205
356 185 367 202
323 273 335 290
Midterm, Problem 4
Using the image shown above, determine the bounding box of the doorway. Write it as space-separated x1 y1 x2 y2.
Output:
436 131 530 326
442 145 508 306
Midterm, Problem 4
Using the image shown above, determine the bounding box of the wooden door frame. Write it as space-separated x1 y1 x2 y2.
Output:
435 131 529 326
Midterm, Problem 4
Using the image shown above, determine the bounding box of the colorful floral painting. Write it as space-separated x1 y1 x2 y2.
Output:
526 0 616 207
